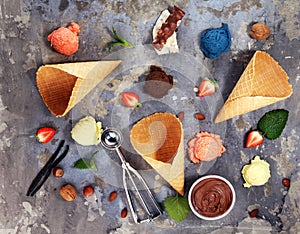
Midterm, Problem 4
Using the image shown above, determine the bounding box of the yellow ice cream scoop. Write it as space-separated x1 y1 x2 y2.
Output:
71 116 103 146
242 156 270 188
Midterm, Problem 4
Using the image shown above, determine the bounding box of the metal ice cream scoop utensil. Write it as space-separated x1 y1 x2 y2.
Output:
101 128 162 223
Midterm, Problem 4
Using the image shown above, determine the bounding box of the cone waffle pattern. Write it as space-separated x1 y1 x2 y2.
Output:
214 51 293 123
36 60 121 117
130 112 185 195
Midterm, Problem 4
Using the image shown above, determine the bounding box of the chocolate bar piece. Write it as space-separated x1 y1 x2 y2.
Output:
152 6 185 51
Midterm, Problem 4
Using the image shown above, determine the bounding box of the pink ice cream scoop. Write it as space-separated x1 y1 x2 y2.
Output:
188 132 226 163
47 22 80 56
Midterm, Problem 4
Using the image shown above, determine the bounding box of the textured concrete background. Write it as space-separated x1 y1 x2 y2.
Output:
0 0 299 233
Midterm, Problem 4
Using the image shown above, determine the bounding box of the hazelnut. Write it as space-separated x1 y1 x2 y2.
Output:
163 27 170 34
83 185 94 198
52 167 64 177
170 22 177 29
282 178 290 188
120 207 128 218
249 22 270 40
60 184 77 201
109 191 118 202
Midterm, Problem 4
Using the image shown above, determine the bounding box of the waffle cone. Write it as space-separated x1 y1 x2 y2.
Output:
36 60 121 117
130 113 184 195
214 51 293 123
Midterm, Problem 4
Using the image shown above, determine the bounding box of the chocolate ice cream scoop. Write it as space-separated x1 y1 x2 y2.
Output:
144 65 173 98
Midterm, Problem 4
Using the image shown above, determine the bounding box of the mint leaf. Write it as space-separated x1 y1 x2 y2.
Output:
112 26 126 43
73 151 99 171
109 26 134 50
164 194 191 222
89 159 97 172
73 158 90 169
258 109 289 140
89 150 99 172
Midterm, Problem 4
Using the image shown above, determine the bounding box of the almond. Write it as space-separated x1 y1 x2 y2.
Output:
109 191 118 202
121 207 128 218
194 112 205 120
177 112 184 121
249 208 259 218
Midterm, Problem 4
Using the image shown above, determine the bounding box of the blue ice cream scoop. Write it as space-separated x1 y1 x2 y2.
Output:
200 24 231 59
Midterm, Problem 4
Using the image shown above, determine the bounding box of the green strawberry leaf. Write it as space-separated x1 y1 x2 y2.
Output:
164 194 191 222
203 77 219 88
257 109 289 140
73 158 90 169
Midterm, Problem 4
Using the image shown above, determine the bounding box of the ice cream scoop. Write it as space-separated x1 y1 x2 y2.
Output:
48 22 80 55
71 116 103 146
200 24 231 59
188 132 226 163
242 156 271 188
144 65 173 98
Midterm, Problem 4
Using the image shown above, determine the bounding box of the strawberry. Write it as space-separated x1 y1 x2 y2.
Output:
35 127 56 144
246 130 264 148
121 92 142 108
197 78 219 97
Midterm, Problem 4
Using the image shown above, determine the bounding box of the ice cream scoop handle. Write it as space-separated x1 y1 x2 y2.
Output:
125 163 162 217
117 147 162 223
122 168 139 223
119 158 152 216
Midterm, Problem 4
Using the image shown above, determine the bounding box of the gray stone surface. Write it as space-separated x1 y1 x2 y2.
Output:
0 0 299 233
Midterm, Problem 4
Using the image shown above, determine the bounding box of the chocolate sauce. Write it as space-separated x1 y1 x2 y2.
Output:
191 178 233 217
